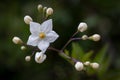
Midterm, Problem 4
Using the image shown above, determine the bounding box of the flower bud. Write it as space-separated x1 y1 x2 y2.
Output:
82 35 88 40
12 36 23 44
89 34 101 41
84 61 90 66
75 62 84 71
43 7 47 11
90 62 99 69
25 56 31 62
78 22 88 32
46 7 53 16
21 46 26 50
24 15 33 24
35 52 46 64
38 4 43 12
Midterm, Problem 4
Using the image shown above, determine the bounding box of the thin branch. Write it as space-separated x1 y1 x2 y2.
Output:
61 31 79 51
48 47 78 63
61 37 81 51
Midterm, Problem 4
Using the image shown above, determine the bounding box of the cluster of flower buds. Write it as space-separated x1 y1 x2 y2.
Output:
37 4 53 18
75 61 99 71
12 4 101 72
77 22 101 42
73 22 100 71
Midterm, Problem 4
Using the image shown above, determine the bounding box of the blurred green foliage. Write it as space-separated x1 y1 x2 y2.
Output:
71 43 110 79
0 0 120 80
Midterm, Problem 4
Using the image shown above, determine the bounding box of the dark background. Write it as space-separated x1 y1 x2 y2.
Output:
0 0 120 80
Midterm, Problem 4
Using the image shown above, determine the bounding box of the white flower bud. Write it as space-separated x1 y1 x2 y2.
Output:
78 22 88 32
75 62 84 71
43 7 47 11
84 61 90 66
21 46 26 50
25 56 31 62
38 4 43 11
82 35 88 40
12 36 23 44
46 8 53 16
24 15 33 24
35 52 46 64
89 34 101 41
90 62 99 69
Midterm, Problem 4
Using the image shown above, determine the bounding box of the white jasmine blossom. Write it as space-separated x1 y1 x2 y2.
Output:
24 15 33 24
75 62 84 71
27 19 59 51
25 56 31 62
12 36 23 44
90 62 99 69
46 8 53 16
35 52 46 63
78 22 88 32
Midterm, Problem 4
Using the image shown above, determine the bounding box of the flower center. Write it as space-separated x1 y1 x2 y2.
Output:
39 32 46 39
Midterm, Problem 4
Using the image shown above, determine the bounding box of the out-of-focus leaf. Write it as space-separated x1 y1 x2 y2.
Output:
71 42 84 60
98 55 111 79
64 49 69 56
82 50 94 62
93 44 109 63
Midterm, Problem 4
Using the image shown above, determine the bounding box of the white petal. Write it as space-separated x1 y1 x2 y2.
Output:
41 19 52 33
38 40 50 51
35 52 46 63
45 31 59 43
27 35 39 46
30 22 41 35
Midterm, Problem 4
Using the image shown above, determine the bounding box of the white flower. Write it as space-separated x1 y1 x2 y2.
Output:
12 36 23 44
46 8 53 16
35 52 46 63
25 56 31 62
24 15 33 24
90 62 99 69
75 62 84 71
78 22 88 32
27 19 59 51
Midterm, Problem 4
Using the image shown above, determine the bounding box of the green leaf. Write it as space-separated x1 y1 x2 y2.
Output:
82 50 94 62
93 44 109 63
71 42 84 60
64 49 69 56
98 55 111 78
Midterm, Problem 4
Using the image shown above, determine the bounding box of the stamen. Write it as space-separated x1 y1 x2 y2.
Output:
39 32 46 39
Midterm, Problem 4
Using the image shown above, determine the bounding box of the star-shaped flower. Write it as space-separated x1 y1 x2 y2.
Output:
27 19 59 51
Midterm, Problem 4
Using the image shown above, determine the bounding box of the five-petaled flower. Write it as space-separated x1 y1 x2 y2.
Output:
27 19 59 52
